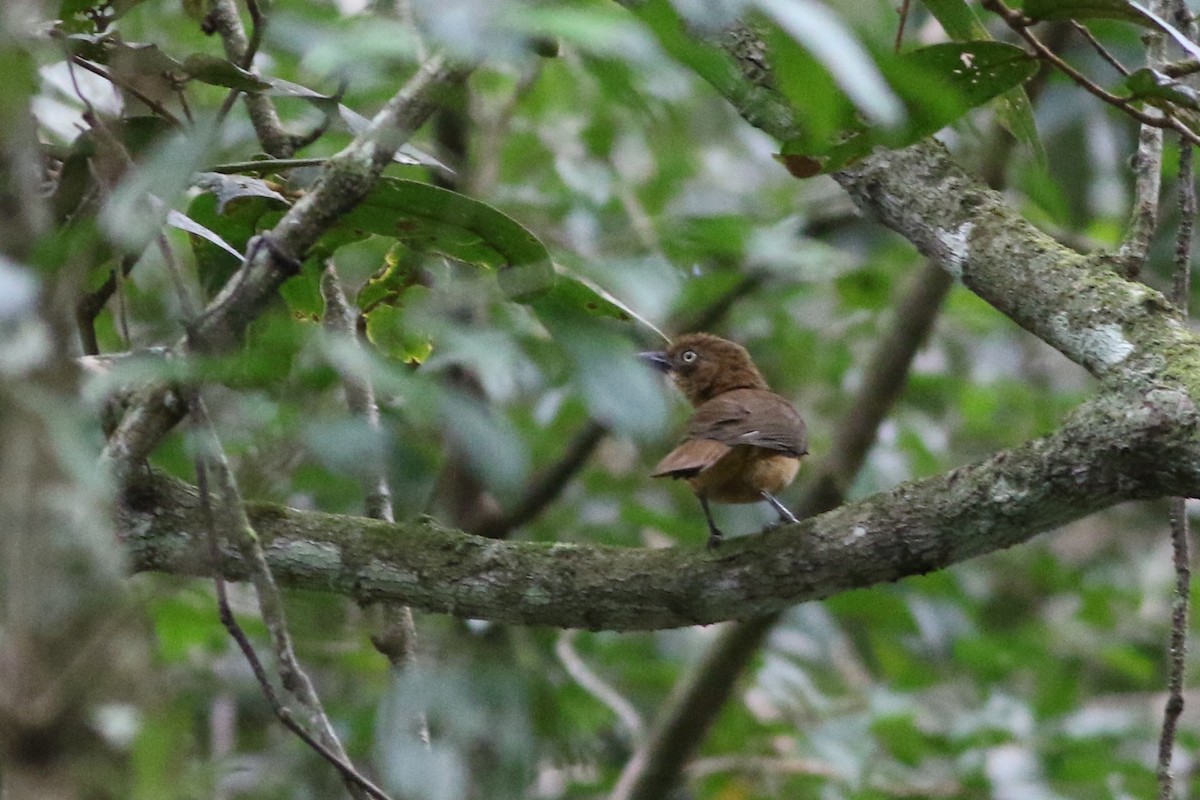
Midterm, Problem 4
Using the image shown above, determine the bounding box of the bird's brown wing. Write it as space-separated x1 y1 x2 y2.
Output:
651 389 807 478
651 438 731 478
687 388 807 455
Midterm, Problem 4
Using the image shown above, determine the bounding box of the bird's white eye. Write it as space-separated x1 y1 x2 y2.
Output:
681 350 697 364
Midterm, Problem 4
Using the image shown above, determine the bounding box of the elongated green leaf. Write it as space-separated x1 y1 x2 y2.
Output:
780 41 1038 176
182 54 271 91
626 0 748 100
363 290 434 364
756 0 903 126
923 0 990 39
1022 0 1200 62
184 191 283 296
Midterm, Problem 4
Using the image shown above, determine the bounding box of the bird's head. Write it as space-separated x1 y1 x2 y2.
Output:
639 332 769 405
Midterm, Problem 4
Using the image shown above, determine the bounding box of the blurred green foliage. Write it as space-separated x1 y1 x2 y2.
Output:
16 0 1200 797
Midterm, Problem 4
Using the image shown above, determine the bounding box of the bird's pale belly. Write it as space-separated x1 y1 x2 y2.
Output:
686 447 801 503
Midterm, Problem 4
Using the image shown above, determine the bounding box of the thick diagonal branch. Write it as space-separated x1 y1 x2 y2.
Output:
122 384 1200 631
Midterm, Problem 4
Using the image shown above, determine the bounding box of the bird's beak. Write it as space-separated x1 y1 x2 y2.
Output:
638 350 671 373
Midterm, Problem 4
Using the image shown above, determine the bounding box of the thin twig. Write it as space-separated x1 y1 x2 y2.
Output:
474 421 607 538
215 87 242 124
192 411 393 800
556 631 644 740
982 0 1200 147
69 56 185 130
1157 139 1194 800
894 0 911 53
209 157 330 174
288 79 348 153
242 0 266 69
1118 6 1167 273
176 88 195 125
1071 21 1131 76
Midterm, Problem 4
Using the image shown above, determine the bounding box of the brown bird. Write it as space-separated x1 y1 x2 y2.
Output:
641 333 807 549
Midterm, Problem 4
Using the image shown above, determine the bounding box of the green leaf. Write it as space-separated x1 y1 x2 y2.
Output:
317 178 554 299
780 41 1038 176
626 0 749 101
279 271 324 322
923 0 1045 164
357 245 421 314
1124 67 1200 110
756 0 903 126
182 53 272 91
184 191 281 296
767 23 861 156
1021 0 1200 62
923 0 990 39
363 292 434 364
193 171 288 212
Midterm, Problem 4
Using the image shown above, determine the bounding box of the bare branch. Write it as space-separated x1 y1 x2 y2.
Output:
190 400 388 800
556 631 643 740
1158 135 1195 800
68 56 186 129
204 0 291 157
1117 4 1167 273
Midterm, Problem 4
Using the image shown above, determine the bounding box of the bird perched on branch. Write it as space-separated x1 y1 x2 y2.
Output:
641 333 807 549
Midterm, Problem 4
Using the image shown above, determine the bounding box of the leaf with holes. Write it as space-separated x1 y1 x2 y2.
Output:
779 41 1038 176
922 0 1045 164
313 178 554 300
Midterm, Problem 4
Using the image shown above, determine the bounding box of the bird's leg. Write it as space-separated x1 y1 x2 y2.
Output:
762 491 798 525
698 494 723 550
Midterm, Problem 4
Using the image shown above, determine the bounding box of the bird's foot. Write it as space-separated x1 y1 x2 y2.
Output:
706 529 724 550
762 492 798 525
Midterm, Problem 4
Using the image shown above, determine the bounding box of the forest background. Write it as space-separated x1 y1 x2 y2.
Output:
5 0 1200 798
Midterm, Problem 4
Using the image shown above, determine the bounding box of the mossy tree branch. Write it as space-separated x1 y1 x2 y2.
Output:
123 380 1200 631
